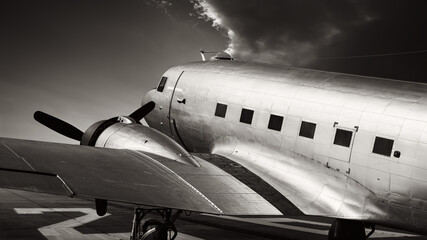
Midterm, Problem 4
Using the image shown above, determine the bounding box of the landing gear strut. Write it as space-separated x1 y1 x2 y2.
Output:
130 207 183 240
328 219 375 240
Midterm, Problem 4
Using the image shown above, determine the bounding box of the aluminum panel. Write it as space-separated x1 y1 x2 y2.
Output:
0 138 221 214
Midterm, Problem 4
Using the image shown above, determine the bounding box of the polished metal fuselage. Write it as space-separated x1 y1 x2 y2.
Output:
143 60 427 233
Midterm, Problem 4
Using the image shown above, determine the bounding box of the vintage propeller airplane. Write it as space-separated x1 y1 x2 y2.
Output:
1 52 427 240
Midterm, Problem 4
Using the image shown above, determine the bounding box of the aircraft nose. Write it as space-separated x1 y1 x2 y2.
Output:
141 89 157 126
142 88 157 107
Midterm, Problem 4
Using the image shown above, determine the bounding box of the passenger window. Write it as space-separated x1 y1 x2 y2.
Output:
299 121 316 139
157 76 167 92
215 103 227 118
240 108 254 124
268 114 283 131
333 129 353 147
373 136 394 156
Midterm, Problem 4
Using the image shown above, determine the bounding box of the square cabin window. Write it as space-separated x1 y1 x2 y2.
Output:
157 76 167 92
373 136 394 157
299 121 316 139
240 108 254 124
333 129 353 147
215 103 227 118
268 114 284 131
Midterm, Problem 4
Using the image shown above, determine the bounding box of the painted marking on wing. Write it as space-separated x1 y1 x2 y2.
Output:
203 215 421 238
2 143 35 170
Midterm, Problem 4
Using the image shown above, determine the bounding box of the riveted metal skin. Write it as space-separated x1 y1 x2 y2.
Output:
144 60 427 234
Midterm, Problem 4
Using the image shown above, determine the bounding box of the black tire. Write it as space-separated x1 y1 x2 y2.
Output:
142 219 167 240
142 219 162 233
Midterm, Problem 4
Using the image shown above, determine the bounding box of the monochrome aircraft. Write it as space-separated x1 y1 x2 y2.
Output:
1 53 427 240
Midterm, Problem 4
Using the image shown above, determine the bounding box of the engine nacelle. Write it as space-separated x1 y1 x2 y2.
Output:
91 122 200 167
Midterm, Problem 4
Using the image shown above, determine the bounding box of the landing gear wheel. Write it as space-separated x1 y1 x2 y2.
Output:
141 219 177 240
141 219 163 240
142 219 162 233
130 208 182 240
328 219 366 240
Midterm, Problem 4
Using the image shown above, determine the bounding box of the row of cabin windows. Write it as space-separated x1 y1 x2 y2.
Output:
154 77 397 159
216 103 317 137
156 77 394 158
214 102 395 157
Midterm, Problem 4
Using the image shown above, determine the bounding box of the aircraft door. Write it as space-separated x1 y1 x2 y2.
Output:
328 123 358 171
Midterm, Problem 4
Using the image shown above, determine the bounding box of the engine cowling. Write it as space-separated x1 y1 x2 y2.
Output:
86 119 200 167
81 119 115 146
34 101 198 166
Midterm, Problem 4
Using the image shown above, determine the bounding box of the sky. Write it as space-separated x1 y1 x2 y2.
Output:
1 0 427 143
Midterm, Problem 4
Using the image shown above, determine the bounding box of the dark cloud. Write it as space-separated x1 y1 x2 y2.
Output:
192 0 427 81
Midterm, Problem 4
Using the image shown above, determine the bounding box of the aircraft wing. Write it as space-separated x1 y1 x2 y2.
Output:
0 137 284 215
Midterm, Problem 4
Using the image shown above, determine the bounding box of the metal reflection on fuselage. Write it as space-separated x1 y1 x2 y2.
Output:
143 60 427 233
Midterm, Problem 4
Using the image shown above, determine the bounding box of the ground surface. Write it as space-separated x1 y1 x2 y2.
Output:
0 188 426 240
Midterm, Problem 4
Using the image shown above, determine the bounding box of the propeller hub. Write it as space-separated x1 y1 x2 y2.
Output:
118 116 136 124
81 118 117 146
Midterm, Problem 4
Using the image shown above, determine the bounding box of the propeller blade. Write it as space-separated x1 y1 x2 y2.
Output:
129 101 155 123
34 111 84 141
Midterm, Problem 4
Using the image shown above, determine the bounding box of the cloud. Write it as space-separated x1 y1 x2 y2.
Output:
147 0 179 20
191 0 427 67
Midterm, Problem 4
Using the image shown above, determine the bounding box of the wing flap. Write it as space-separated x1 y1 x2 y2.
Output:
0 168 73 196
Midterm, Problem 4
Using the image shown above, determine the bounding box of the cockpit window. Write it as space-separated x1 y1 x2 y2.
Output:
157 76 167 92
